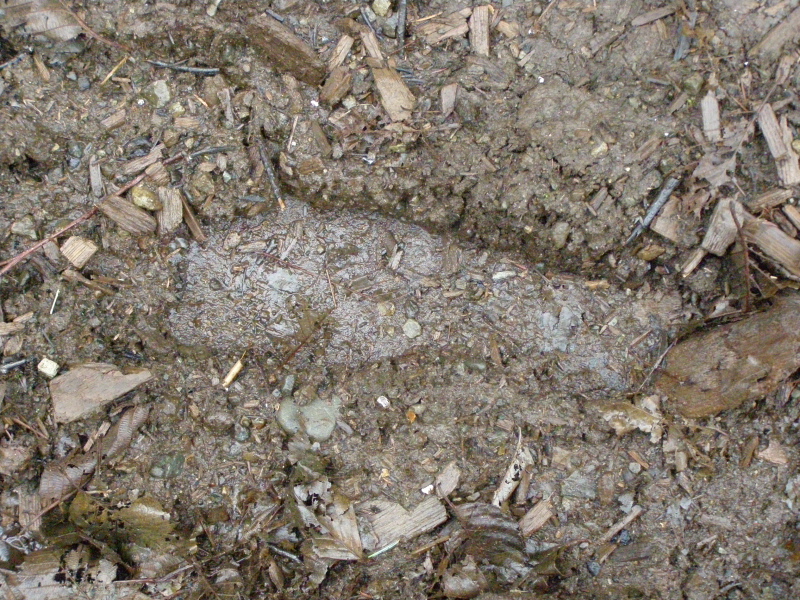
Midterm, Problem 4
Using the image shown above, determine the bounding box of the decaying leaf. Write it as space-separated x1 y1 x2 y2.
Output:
49 362 152 423
39 405 149 505
692 152 735 188
314 493 363 561
1 0 82 41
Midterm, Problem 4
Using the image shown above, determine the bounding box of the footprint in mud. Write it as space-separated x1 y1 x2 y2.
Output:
169 199 679 389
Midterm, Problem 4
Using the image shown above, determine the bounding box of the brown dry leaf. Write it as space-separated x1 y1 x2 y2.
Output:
49 362 152 423
39 405 149 505
692 152 735 188
314 493 363 561
2 0 81 41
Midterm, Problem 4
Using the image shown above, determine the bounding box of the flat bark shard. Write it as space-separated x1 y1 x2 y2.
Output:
50 362 153 423
246 14 326 86
656 294 800 418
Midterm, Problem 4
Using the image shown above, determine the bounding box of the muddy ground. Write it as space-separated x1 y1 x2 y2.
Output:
1 0 800 598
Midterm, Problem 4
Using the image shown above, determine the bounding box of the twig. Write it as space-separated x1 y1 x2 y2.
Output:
0 153 185 278
636 339 677 392
396 0 408 45
147 60 220 76
729 202 752 313
625 177 681 246
257 140 286 210
599 504 644 543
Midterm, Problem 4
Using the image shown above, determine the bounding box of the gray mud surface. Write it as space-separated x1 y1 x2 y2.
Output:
1 1 800 599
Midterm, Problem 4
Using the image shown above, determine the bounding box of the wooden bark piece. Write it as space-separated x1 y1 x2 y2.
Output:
751 6 800 58
469 5 491 56
50 362 152 423
99 196 157 235
656 293 800 418
157 187 183 234
320 66 352 106
757 103 800 185
744 218 800 278
246 14 325 86
372 66 416 121
59 236 98 268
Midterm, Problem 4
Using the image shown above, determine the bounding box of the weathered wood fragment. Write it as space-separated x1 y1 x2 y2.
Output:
320 66 352 106
100 109 126 130
701 91 721 143
751 6 800 58
157 187 183 234
469 5 491 56
246 14 325 85
657 293 800 417
49 363 152 422
328 34 354 70
747 188 793 212
744 218 800 277
59 236 98 269
782 204 800 230
700 197 749 256
757 103 800 185
371 66 416 121
99 196 157 235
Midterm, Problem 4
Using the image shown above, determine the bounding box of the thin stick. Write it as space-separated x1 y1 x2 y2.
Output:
257 140 286 210
625 177 681 245
147 60 220 76
729 202 752 313
600 505 644 543
396 0 408 45
0 153 185 278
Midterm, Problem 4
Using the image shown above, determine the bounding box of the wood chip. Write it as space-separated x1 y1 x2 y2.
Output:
359 496 447 550
757 103 800 186
18 486 42 532
751 6 800 59
360 29 383 60
157 187 184 234
701 91 721 143
434 461 461 497
469 5 491 57
246 14 326 85
174 115 200 129
122 143 164 176
99 196 157 235
49 363 152 423
519 498 553 536
145 161 170 186
631 6 677 27
440 82 458 117
649 195 682 244
320 66 352 106
88 156 104 198
782 204 800 230
744 217 800 278
328 34 354 70
100 108 126 130
656 293 800 417
747 188 793 212
700 197 750 256
371 65 416 121
0 321 26 336
59 236 98 269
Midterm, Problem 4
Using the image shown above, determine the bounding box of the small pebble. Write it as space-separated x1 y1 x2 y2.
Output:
586 561 602 576
77 76 90 91
37 358 60 378
628 461 642 474
403 318 422 338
